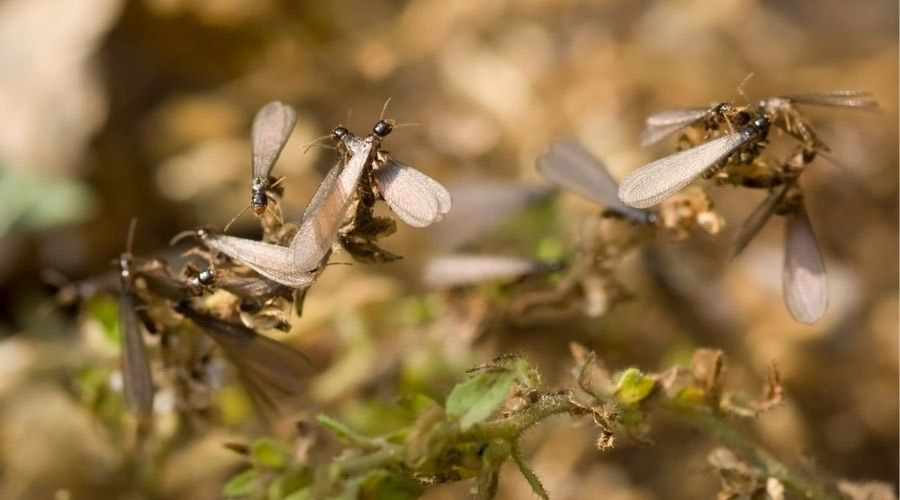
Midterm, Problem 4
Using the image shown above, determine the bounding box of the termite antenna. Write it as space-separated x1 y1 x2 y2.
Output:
224 205 252 233
302 134 334 154
379 97 392 121
170 230 198 246
736 72 755 105
393 122 423 130
126 217 138 255
346 108 352 127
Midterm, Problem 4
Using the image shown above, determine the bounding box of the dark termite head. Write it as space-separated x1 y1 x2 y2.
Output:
332 126 349 141
251 189 268 216
372 119 393 138
118 253 134 282
745 115 770 138
733 110 751 126
197 268 215 286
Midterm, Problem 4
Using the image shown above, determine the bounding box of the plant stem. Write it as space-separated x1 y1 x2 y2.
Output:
662 400 842 500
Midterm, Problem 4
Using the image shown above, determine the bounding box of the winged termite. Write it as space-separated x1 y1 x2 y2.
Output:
173 300 315 419
117 220 154 417
199 120 384 287
187 267 290 303
250 101 298 217
371 151 451 228
536 139 654 223
618 116 771 209
782 199 828 324
640 102 749 147
422 254 562 288
758 91 878 149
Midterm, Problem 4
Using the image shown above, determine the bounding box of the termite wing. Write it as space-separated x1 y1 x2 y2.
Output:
618 116 771 209
117 222 155 417
422 254 563 288
174 300 316 419
250 101 298 216
536 139 654 223
639 102 749 147
371 151 451 228
730 182 828 324
758 91 878 149
730 181 792 258
782 199 828 324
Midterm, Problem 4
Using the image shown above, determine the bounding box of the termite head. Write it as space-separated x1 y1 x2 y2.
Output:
332 126 349 141
251 189 267 216
372 119 393 138
750 115 770 137
118 254 131 278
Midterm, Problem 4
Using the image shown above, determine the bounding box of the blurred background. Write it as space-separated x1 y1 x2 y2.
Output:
0 0 896 498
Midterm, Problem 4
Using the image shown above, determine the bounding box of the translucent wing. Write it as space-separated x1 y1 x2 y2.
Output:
216 275 288 301
618 131 750 209
119 285 154 416
536 139 651 222
176 303 315 419
374 158 451 227
780 91 878 110
423 254 548 288
641 108 710 147
783 204 828 324
202 233 315 288
430 181 553 249
251 101 298 181
289 135 375 268
301 160 341 221
731 182 791 258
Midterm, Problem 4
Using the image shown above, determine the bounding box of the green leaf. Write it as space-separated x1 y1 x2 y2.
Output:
223 469 256 498
282 487 311 500
511 442 549 500
616 368 656 405
252 437 285 469
317 414 372 448
446 370 516 431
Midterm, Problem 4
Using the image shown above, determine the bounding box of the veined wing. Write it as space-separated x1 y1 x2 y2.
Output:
176 303 315 420
290 135 374 269
423 254 549 288
731 182 791 258
780 91 878 110
251 101 298 181
641 107 710 147
619 131 750 209
119 286 154 416
782 203 828 324
203 233 315 288
536 139 651 222
374 158 451 227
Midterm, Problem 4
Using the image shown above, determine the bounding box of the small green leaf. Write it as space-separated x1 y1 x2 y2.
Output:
317 414 370 448
446 370 516 430
511 442 549 500
616 368 656 405
252 437 285 469
282 487 311 500
223 469 256 498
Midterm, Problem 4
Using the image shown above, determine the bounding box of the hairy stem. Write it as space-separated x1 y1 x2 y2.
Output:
662 400 842 500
